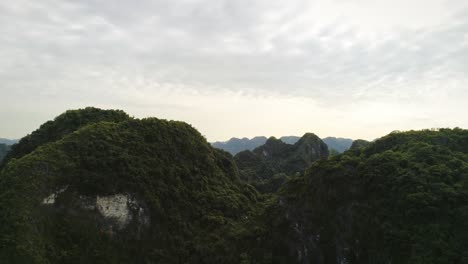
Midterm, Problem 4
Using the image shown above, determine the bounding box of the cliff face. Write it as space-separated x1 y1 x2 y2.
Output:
0 110 258 263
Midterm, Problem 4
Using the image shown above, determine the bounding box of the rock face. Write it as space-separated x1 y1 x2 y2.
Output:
0 109 258 263
96 194 133 229
42 186 69 205
42 188 149 232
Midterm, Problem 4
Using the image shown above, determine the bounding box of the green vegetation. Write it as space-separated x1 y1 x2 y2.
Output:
212 136 353 155
234 133 329 186
349 139 371 150
1 107 129 167
268 128 468 263
0 109 258 263
1 108 467 264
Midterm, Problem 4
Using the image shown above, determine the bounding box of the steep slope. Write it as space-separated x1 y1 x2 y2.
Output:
258 129 468 263
235 133 329 185
1 107 130 167
0 111 258 263
212 136 267 155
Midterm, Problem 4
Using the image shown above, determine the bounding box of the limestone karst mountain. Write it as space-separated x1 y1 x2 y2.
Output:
0 108 258 263
1 108 467 264
234 133 329 192
212 135 353 155
1 107 129 167
254 129 468 263
349 139 371 150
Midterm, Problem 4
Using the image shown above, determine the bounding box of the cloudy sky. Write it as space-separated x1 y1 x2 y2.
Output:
1 0 467 141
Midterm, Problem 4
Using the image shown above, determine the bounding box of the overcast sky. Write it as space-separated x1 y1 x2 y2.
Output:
1 0 467 141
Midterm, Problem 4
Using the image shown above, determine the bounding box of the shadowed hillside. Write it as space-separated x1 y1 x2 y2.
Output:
250 128 468 263
0 109 258 263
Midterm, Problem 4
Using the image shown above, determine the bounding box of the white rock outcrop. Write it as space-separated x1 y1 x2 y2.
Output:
42 186 69 205
42 189 149 230
96 194 132 228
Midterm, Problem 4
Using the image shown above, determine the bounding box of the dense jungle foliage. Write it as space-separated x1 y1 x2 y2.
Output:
349 139 371 150
269 128 468 263
1 108 467 264
0 109 259 263
234 134 329 188
1 107 130 167
212 136 352 155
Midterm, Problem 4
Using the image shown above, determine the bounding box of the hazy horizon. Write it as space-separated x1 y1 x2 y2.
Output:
1 0 467 141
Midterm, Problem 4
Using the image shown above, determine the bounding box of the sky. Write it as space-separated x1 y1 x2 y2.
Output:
0 0 467 142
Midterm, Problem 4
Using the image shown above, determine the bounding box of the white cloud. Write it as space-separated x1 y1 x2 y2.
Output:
0 0 467 140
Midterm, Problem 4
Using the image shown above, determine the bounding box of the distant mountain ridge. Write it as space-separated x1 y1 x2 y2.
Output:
0 107 258 263
0 144 10 162
234 133 329 184
212 135 353 155
212 136 268 155
322 137 353 153
1 107 467 263
0 138 18 145
0 139 16 163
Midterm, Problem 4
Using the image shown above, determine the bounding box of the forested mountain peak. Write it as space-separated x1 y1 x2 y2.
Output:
2 107 130 166
0 109 258 263
294 133 323 148
235 133 329 187
213 135 353 155
349 139 371 150
2 107 467 263
266 128 468 263
253 136 291 157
